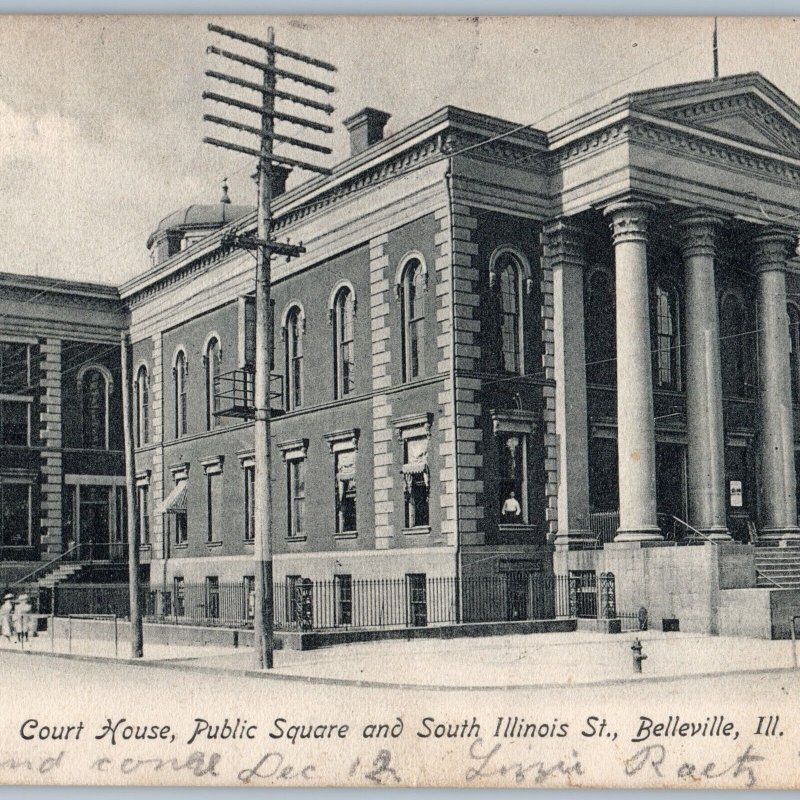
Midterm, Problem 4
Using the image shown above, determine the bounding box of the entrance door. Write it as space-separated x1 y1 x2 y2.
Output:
655 442 687 538
727 444 754 542
79 485 110 560
506 572 528 621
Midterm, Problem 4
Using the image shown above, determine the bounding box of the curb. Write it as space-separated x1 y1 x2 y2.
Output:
3 645 799 693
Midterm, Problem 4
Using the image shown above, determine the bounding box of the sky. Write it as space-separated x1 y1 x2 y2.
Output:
2 15 800 285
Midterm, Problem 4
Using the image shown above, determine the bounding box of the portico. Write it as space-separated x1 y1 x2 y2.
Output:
547 72 800 553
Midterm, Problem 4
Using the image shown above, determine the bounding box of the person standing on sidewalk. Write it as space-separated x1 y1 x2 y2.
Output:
12 593 32 644
0 593 13 641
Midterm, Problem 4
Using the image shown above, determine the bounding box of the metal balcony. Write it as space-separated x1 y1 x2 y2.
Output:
213 367 284 419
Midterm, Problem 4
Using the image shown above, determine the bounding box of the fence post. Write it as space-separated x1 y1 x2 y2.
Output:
50 611 55 653
114 615 119 659
68 616 72 654
792 616 800 669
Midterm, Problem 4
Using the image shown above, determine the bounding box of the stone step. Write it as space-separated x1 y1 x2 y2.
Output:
755 551 800 558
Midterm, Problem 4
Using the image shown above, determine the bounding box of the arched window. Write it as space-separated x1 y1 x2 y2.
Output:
135 365 149 447
654 280 682 390
720 294 751 397
286 307 304 410
205 337 220 430
174 350 187 438
496 253 523 373
585 269 616 385
400 258 426 381
80 367 109 450
333 288 355 399
789 304 800 405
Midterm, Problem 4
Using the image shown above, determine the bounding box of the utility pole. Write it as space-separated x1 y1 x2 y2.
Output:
712 17 719 80
203 23 335 669
121 331 143 658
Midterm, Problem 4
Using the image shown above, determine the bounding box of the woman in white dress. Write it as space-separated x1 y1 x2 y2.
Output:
0 593 13 641
12 594 32 643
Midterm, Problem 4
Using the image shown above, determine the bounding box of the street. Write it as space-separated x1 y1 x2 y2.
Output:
1 635 800 788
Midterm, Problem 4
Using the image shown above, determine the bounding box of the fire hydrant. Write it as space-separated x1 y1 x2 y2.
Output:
631 638 647 673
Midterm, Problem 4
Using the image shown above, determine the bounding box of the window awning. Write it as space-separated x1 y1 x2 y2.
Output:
160 481 187 515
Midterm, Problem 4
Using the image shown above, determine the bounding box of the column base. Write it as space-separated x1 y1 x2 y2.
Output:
759 527 800 544
553 529 595 549
694 526 731 542
614 527 663 543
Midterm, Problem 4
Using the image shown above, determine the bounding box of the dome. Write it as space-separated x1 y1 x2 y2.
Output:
146 203 254 250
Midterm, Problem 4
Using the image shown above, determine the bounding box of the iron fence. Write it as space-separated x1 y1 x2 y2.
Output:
26 574 572 631
589 511 619 545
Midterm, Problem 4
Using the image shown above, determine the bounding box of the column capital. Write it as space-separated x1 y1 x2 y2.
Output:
753 227 797 273
604 200 655 245
677 212 725 259
542 219 585 268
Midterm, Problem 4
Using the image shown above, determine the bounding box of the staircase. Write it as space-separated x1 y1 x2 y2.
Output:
36 562 87 590
755 547 800 589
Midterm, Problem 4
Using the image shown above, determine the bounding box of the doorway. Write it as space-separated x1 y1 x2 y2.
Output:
79 485 110 559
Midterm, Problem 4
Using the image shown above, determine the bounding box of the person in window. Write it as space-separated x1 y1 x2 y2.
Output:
501 491 522 523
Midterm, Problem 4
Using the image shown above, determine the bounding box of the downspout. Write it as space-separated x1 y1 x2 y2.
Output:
445 158 463 624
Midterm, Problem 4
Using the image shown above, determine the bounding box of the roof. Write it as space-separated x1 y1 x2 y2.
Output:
146 203 254 249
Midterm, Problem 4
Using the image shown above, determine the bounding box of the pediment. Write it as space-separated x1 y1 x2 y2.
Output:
660 95 800 156
627 74 800 159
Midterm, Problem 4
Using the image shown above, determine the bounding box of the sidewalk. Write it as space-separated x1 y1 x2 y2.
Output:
5 627 799 689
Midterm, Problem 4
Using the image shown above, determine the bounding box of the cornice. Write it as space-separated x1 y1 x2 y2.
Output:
552 113 800 188
663 94 800 156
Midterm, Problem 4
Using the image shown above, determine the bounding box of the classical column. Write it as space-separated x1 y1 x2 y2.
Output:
544 220 592 546
605 201 662 541
679 213 730 540
754 229 800 541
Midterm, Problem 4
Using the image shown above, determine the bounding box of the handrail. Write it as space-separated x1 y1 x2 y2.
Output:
5 544 85 589
755 569 785 589
670 515 719 546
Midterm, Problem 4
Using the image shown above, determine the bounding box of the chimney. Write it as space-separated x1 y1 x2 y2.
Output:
251 165 292 198
270 165 292 197
343 107 391 156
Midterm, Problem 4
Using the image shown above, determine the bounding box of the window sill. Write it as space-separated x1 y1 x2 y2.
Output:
498 524 537 533
173 543 188 550
243 539 255 545
285 535 308 543
402 525 431 536
206 541 223 548
139 544 151 551
333 530 358 540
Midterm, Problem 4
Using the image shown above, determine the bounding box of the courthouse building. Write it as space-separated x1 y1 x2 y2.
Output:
5 71 800 636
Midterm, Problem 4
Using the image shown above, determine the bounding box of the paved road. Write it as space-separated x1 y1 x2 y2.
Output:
1 647 799 789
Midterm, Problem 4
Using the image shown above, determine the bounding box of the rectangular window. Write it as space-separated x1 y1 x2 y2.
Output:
244 465 255 542
242 295 256 368
287 459 305 538
175 510 188 545
173 577 185 616
0 482 31 547
0 400 29 446
207 472 223 543
115 487 128 545
0 342 30 393
403 437 429 529
63 485 76 552
334 574 352 627
243 575 255 621
205 576 219 620
498 433 527 524
406 573 427 628
335 450 357 533
137 484 150 544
